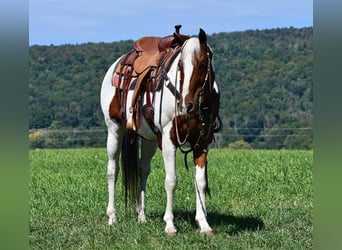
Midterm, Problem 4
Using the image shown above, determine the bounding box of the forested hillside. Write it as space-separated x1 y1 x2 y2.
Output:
29 27 313 149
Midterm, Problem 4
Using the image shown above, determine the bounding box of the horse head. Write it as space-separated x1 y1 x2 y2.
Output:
172 29 221 151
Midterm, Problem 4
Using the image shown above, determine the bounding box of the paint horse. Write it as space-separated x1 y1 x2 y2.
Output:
100 27 221 236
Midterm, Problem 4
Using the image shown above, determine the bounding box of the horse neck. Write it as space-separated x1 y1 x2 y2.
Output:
158 41 199 120
164 52 183 101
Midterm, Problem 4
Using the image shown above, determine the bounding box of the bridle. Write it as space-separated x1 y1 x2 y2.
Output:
173 41 221 157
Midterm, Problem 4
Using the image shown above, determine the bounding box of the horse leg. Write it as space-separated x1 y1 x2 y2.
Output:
194 149 214 235
106 126 123 225
137 139 157 222
162 131 178 236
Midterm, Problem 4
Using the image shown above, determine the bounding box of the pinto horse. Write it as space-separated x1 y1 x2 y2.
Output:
100 28 221 235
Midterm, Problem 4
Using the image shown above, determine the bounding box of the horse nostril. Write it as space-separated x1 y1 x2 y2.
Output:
187 102 194 113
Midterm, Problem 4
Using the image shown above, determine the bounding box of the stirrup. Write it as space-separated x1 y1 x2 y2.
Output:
126 107 136 131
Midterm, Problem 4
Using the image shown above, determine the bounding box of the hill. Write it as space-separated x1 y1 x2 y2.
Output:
29 27 313 149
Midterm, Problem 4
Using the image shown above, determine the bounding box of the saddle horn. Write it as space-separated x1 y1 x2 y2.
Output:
175 25 182 33
173 25 190 46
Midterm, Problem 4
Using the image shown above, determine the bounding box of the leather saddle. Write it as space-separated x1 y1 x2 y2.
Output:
109 25 190 134
124 31 189 76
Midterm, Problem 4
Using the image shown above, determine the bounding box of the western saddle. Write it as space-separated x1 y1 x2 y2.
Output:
109 25 189 141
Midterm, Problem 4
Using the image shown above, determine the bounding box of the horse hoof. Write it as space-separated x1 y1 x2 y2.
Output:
108 218 116 225
138 218 147 223
108 214 117 225
201 230 214 236
166 231 177 237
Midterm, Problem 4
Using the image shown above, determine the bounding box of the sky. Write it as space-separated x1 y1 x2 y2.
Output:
29 0 313 46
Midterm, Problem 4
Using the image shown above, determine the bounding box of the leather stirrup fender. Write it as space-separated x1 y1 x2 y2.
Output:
126 107 136 131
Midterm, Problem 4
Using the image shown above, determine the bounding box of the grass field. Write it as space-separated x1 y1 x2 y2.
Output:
29 148 312 249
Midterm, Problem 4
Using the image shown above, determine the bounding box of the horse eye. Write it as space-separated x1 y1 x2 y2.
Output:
199 61 207 71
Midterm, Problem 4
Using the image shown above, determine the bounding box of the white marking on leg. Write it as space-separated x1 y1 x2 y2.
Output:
163 175 177 235
107 158 117 225
162 126 177 235
137 190 146 222
106 127 122 225
195 165 213 234
137 140 156 223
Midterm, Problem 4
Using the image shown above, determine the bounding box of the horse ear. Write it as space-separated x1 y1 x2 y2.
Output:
199 28 207 45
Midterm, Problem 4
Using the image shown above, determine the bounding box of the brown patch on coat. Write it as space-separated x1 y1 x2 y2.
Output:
109 89 124 123
193 148 207 168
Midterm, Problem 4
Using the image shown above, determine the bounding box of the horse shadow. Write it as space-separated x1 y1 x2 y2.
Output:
206 211 265 235
151 210 265 235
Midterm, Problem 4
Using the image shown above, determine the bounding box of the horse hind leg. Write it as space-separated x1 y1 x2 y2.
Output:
137 139 157 222
106 126 123 225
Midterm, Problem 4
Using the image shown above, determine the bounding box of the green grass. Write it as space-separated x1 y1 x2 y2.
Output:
29 148 312 249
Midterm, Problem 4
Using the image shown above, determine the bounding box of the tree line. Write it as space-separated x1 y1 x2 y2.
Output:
29 27 313 149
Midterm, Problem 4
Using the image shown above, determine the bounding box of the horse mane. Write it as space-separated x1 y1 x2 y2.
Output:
181 37 202 59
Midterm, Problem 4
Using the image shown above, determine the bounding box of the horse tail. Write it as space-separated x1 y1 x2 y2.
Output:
121 132 139 209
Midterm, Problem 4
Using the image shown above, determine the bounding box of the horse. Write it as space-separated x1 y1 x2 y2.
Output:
100 28 221 236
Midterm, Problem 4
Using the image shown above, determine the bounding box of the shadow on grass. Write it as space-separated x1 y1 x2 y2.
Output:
208 212 264 235
148 210 264 235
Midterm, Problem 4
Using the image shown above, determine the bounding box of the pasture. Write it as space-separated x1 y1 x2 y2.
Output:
29 148 312 249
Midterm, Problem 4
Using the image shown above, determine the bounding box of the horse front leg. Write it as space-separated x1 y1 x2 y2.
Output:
106 127 123 225
137 139 157 222
194 148 214 235
162 133 178 236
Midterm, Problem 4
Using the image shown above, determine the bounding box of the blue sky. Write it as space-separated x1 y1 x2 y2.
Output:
29 0 313 45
